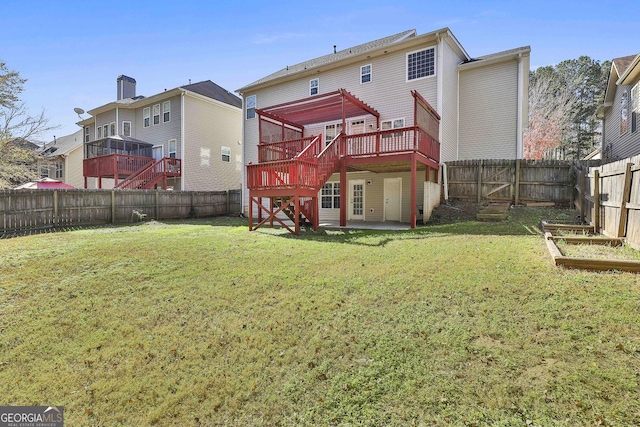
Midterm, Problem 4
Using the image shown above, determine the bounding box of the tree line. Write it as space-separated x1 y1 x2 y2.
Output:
525 56 611 160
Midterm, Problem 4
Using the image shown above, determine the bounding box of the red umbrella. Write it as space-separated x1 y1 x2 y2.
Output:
15 178 76 190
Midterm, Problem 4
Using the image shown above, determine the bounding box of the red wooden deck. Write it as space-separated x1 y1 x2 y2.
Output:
83 154 181 189
247 89 441 234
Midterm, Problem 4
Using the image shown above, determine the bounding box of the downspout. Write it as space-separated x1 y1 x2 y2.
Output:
516 52 527 159
442 162 449 203
436 33 444 141
181 91 185 190
240 92 246 216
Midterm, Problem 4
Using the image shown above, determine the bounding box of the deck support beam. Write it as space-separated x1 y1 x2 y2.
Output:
340 159 347 226
411 152 417 229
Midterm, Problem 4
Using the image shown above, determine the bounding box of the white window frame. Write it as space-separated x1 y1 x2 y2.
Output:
153 104 160 125
122 121 131 137
381 118 405 138
631 82 639 133
221 146 231 162
110 122 116 136
621 88 629 135
163 100 170 123
168 139 177 158
406 47 436 82
360 64 372 84
40 164 50 179
103 124 108 138
321 182 340 209
143 107 150 128
324 122 342 146
55 162 63 179
96 126 102 139
310 78 319 96
246 95 256 119
84 127 90 143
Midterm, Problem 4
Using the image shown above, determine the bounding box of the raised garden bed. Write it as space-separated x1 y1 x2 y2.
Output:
542 221 640 272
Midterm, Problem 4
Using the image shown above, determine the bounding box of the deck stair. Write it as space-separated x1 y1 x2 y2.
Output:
115 157 181 190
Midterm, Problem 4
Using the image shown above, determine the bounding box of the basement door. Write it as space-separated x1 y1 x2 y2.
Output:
349 180 365 220
152 145 164 161
384 177 402 221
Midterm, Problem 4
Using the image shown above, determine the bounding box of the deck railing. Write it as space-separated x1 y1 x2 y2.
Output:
258 136 317 162
83 154 154 177
247 126 440 191
343 126 439 162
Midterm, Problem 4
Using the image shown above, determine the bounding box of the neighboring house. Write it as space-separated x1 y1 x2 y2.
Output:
38 130 84 188
78 75 242 191
237 28 530 232
597 53 640 161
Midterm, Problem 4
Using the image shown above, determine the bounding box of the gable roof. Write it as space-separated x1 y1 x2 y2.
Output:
600 53 640 112
81 80 241 122
238 29 416 93
237 28 470 94
40 130 84 158
181 80 242 108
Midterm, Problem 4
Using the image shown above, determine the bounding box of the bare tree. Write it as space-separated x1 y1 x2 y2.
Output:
524 71 578 159
0 60 57 188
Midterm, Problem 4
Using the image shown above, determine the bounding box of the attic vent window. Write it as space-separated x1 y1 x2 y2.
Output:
407 47 435 81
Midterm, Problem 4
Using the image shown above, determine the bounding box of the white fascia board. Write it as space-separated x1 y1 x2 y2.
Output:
617 54 640 85
458 47 531 71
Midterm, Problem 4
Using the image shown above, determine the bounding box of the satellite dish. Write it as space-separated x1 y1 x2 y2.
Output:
74 107 85 115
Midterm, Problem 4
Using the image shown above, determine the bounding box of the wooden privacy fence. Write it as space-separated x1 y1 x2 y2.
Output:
573 155 640 250
1 189 242 235
445 159 588 205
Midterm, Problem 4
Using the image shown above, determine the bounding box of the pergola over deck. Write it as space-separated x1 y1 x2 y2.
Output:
247 89 440 232
256 89 379 145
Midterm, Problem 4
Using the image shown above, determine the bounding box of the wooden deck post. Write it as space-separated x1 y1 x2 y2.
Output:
580 166 586 223
248 195 254 231
411 153 417 228
340 159 347 227
294 194 300 234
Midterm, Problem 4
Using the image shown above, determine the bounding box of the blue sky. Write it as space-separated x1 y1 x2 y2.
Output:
1 0 638 143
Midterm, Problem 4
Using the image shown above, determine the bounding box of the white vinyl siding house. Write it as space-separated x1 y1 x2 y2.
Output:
79 80 242 191
238 28 530 222
599 53 640 161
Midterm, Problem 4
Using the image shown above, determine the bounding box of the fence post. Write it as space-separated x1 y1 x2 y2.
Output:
569 162 575 210
580 167 586 223
155 190 159 220
53 190 58 228
226 190 230 214
594 169 600 233
617 162 633 238
111 190 116 224
477 160 483 203
514 159 521 205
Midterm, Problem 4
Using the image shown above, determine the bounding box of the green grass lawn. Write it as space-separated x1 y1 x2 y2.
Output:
1 208 639 426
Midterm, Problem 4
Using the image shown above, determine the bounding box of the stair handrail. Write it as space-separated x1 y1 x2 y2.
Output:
314 132 343 188
296 134 322 160
115 158 159 189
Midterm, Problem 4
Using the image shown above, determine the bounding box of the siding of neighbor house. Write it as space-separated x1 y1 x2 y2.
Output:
242 40 443 214
458 59 519 160
183 94 242 191
604 83 640 160
65 145 84 188
134 95 183 160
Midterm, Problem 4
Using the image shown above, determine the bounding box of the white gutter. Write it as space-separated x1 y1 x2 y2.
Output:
181 92 185 191
516 52 529 159
240 93 246 216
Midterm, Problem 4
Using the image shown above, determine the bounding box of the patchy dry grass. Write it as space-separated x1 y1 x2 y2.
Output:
1 210 639 426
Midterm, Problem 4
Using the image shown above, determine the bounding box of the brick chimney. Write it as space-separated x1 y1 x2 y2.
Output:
117 75 136 100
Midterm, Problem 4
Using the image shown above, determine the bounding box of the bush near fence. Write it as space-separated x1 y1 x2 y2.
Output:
0 189 242 235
